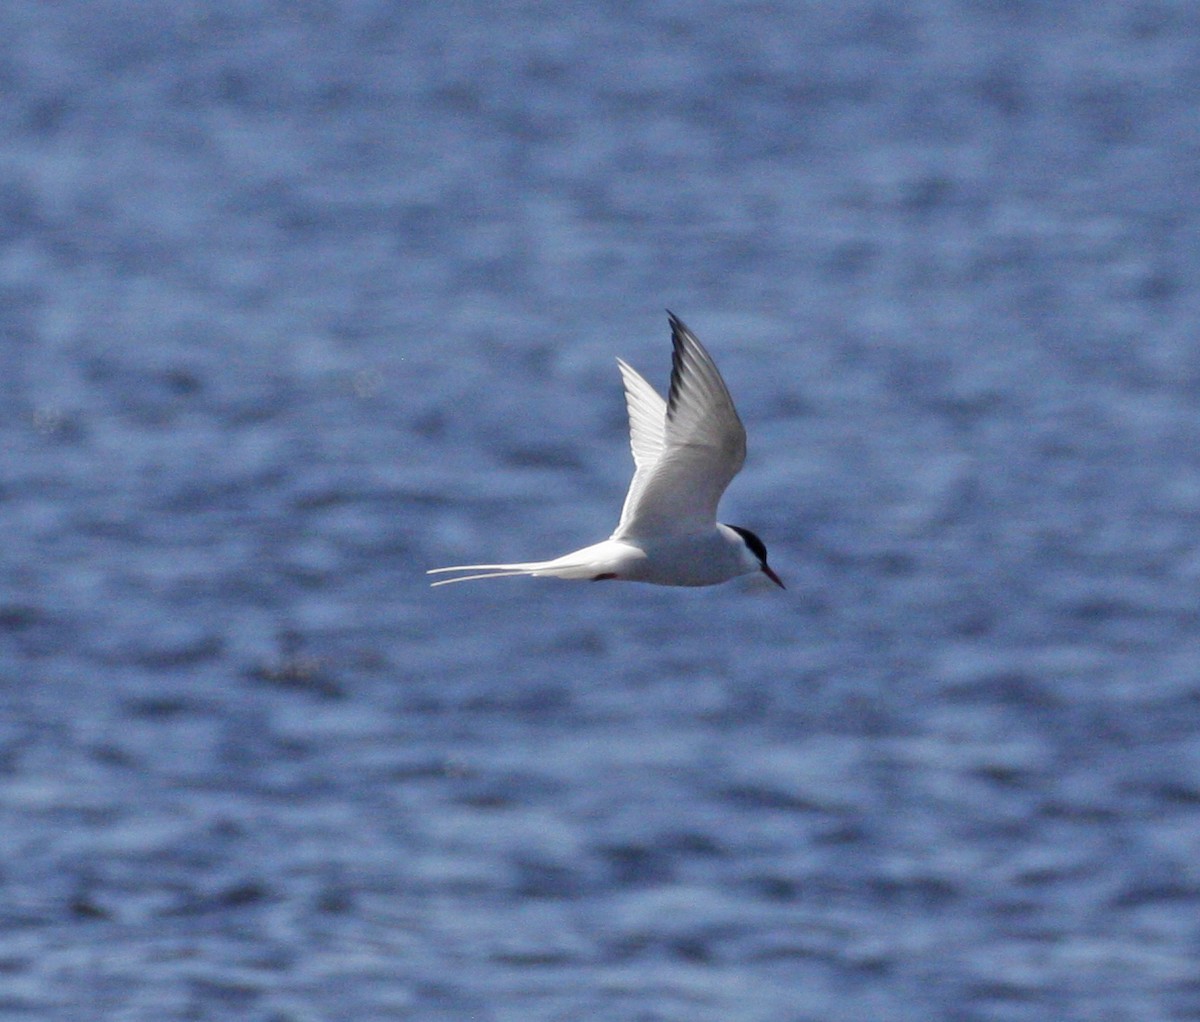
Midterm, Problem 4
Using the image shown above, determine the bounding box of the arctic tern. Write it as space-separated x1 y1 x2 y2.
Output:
428 312 783 589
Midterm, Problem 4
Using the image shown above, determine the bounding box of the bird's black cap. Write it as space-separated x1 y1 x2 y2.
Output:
728 525 768 564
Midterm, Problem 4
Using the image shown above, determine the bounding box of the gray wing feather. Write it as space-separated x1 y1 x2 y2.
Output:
615 358 668 533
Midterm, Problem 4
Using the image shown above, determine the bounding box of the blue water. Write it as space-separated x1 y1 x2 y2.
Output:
3 2 1200 1019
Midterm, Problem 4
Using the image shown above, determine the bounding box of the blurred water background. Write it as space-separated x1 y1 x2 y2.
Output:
3 2 1200 1019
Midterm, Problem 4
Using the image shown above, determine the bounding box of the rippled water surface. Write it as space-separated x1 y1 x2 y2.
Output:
3 2 1200 1019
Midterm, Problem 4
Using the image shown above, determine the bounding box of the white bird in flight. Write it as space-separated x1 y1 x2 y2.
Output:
428 312 783 589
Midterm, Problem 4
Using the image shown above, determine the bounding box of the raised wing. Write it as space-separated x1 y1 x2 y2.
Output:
611 312 746 540
614 358 667 533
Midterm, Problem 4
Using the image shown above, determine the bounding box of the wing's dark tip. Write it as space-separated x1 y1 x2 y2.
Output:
666 311 693 417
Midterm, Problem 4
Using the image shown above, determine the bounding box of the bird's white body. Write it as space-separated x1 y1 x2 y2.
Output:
432 525 761 588
428 313 783 590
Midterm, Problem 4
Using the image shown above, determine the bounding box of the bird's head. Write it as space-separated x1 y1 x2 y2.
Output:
726 525 785 589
